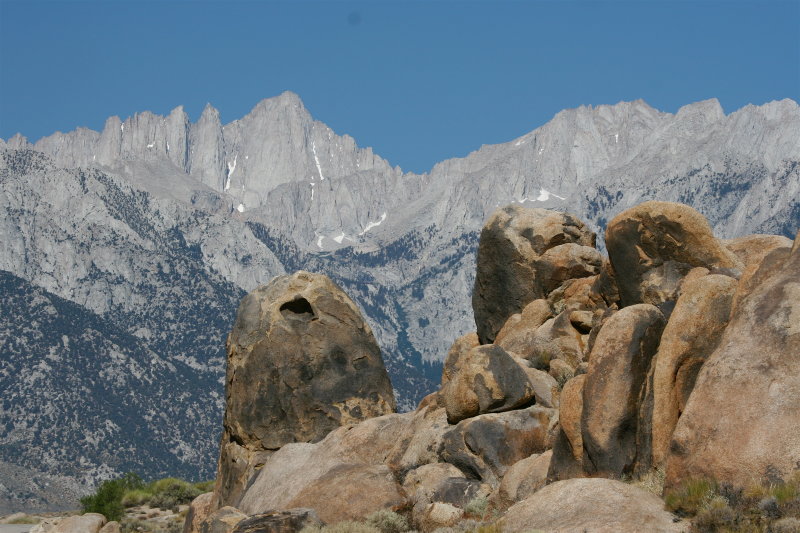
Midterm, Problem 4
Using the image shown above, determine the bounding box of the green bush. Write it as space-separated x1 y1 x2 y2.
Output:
693 496 735 532
193 480 215 492
464 496 490 519
81 472 145 521
365 509 410 533
664 478 718 516
121 488 154 508
147 478 202 510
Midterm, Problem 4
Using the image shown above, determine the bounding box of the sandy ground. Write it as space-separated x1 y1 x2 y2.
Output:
0 526 33 533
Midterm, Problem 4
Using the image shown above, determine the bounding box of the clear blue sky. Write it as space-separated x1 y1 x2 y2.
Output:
1 0 798 174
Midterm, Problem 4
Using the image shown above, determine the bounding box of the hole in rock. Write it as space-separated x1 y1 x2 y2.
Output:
280 297 315 320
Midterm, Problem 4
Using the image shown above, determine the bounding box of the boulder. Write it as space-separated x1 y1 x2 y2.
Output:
501 478 684 533
213 271 395 508
386 405 450 475
473 205 595 344
99 523 121 533
649 275 737 467
494 299 553 357
430 477 488 508
275 464 406 524
606 201 741 307
418 502 464 531
493 450 552 508
441 332 480 387
731 246 792 316
230 509 322 533
439 405 556 485
666 235 800 489
402 463 468 528
581 304 666 477
724 234 793 268
548 358 574 385
184 492 214 533
548 375 586 481
51 514 106 533
238 416 409 524
200 507 247 533
402 462 465 506
440 344 534 424
513 358 559 408
535 243 603 295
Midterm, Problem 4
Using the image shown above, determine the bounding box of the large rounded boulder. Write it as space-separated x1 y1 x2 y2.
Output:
501 478 684 533
581 304 666 477
666 233 800 489
213 271 395 508
473 205 595 344
649 274 737 467
606 201 741 307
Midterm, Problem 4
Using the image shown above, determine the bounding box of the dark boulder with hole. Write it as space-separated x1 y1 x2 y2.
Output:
211 271 396 510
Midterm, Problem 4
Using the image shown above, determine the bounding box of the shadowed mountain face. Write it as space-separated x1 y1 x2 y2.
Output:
1 94 798 510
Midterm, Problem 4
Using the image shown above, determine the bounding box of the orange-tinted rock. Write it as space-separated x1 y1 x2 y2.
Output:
606 201 741 307
666 237 800 489
581 304 666 477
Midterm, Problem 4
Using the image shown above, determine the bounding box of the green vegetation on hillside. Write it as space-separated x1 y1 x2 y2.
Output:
80 473 213 521
665 473 800 532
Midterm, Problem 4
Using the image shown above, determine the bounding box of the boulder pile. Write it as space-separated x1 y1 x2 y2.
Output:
187 202 799 533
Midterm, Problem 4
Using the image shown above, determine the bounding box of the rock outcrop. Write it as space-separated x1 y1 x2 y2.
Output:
581 304 666 476
606 201 742 308
665 230 800 488
649 274 737 467
212 271 395 508
440 344 534 423
190 200 798 533
472 205 595 344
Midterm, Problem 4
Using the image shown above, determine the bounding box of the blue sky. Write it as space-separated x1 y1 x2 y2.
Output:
1 0 798 174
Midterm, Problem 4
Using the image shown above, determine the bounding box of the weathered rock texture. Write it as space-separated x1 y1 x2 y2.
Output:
51 514 107 533
237 412 411 523
213 271 395 508
502 478 684 533
184 492 214 533
649 274 737 467
472 205 595 344
439 405 556 485
606 201 742 307
440 344 534 424
581 304 666 477
666 232 800 488
230 509 322 533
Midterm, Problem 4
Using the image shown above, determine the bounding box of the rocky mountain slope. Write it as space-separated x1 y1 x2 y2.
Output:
0 94 798 511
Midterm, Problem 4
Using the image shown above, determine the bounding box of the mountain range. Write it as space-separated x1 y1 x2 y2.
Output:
1 92 798 511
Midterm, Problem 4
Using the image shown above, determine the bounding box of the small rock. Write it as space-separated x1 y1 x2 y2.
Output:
51 514 106 533
200 507 246 533
493 450 552 508
184 492 215 533
99 522 121 533
231 509 323 533
419 502 464 531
